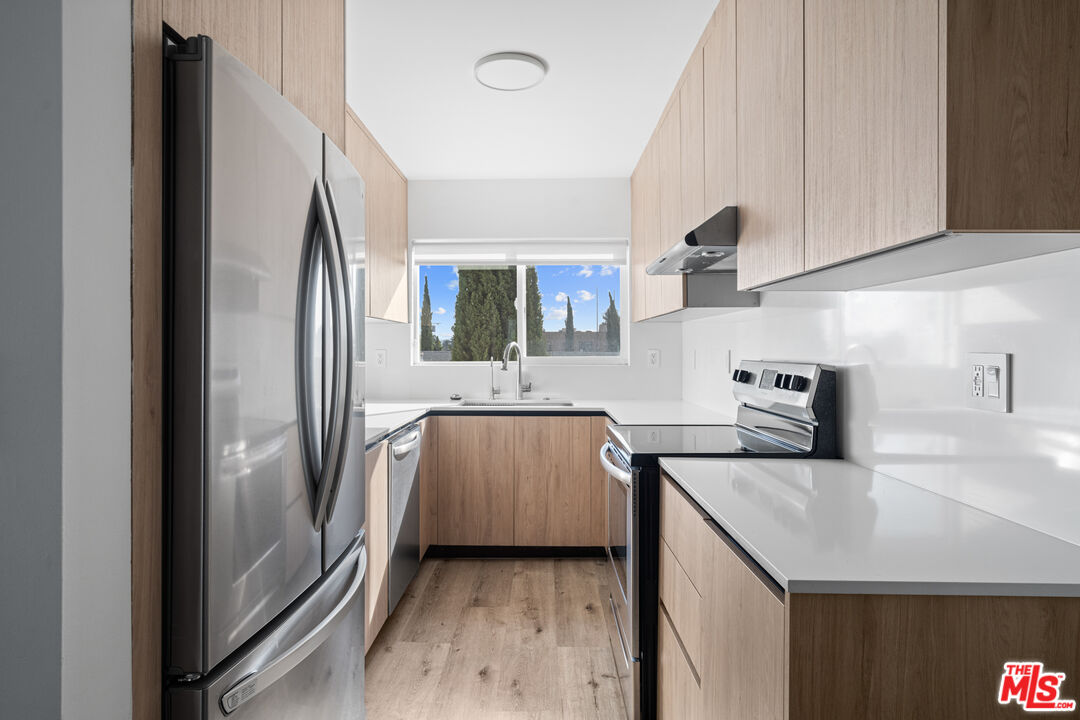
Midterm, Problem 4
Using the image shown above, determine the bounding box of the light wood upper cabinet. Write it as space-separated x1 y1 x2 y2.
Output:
680 48 706 234
345 107 409 323
364 441 389 653
419 417 438 558
804 0 939 271
513 417 593 546
656 102 685 316
437 416 515 545
703 0 737 214
164 0 282 91
735 0 805 290
282 0 344 148
630 157 648 323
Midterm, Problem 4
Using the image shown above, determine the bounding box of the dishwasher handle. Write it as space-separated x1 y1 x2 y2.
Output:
390 429 421 460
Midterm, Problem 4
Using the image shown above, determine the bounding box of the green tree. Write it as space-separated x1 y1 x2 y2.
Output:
450 267 516 360
603 291 620 352
564 296 575 350
420 275 435 352
525 266 546 356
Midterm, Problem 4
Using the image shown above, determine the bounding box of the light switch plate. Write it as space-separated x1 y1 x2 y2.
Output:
374 349 387 368
647 349 661 368
967 352 1010 412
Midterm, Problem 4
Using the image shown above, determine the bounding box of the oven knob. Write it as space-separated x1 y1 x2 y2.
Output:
773 373 787 389
789 375 810 392
732 369 752 384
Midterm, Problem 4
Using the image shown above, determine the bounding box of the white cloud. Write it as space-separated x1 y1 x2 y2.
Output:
600 265 615 276
547 307 568 322
451 266 459 275
555 291 569 302
577 290 595 302
447 280 458 290
435 307 447 315
577 265 594 278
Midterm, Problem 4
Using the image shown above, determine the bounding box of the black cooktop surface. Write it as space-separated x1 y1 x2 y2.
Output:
607 424 803 465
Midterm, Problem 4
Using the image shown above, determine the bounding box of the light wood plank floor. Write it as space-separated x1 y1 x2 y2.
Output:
365 557 626 720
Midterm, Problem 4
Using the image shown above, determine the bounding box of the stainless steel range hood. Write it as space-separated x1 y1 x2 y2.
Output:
646 206 737 275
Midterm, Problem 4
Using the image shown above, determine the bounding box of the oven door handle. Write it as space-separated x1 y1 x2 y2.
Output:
600 442 632 486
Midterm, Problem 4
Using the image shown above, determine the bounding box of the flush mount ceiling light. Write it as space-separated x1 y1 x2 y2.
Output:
474 52 548 91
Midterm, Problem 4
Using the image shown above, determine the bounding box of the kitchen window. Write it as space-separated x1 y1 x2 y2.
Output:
411 240 628 364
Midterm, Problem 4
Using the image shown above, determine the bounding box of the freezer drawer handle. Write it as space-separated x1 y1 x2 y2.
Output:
219 538 367 715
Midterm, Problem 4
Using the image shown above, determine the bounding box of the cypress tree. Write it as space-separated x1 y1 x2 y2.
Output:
420 275 435 351
525 266 546 355
603 291 620 352
451 267 517 360
564 296 575 350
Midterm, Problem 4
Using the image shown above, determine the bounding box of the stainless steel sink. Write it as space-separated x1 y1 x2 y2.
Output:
458 398 574 407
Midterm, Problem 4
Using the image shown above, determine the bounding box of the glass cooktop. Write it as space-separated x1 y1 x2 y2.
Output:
607 424 803 465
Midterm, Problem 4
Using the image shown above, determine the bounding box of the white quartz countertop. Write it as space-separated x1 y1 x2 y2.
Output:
363 399 732 448
660 457 1080 597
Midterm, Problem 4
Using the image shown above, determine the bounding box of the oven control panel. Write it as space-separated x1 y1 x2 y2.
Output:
731 361 836 420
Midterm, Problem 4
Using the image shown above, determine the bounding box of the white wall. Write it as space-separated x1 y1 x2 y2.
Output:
682 249 1080 546
367 178 682 400
60 0 132 718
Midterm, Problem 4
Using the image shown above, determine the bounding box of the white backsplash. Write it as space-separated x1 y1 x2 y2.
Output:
366 317 683 401
682 248 1080 546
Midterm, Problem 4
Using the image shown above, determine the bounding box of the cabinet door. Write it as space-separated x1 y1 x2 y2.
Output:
630 161 648 323
513 416 592 546
804 0 939 270
736 0 804 289
680 48 706 232
658 607 703 719
589 416 610 546
656 102 685 315
378 166 409 323
437 416 515 545
164 0 282 91
282 0 344 147
419 417 438 558
640 141 662 319
703 0 737 215
703 520 785 719
364 442 389 652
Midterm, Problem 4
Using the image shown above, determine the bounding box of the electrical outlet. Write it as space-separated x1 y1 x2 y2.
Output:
374 349 387 368
967 352 1010 412
647 349 661 368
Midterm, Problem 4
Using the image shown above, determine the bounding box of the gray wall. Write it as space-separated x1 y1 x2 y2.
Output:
0 1 132 717
61 0 132 717
0 1 64 717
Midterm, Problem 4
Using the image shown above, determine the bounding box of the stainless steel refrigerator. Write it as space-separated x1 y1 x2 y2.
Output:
164 34 368 719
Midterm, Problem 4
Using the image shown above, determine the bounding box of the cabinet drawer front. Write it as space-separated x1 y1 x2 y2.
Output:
660 538 703 673
658 606 702 720
660 473 708 591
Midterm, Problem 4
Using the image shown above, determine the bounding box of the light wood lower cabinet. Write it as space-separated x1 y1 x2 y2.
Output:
431 414 606 548
364 441 389 653
513 416 593 546
658 607 703 719
419 417 438 557
436 415 515 545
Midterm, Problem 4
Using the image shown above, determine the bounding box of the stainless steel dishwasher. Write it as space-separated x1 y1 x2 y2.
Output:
387 424 422 613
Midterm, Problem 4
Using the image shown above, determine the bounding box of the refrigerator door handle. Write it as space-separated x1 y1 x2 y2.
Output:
218 536 367 715
321 179 354 524
310 178 348 529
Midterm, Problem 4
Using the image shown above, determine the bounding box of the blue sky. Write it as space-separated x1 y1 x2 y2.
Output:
418 264 622 341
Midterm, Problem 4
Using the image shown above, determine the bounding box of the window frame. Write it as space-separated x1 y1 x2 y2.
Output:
410 244 630 367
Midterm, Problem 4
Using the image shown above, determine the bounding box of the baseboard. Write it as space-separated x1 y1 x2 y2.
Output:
425 545 607 559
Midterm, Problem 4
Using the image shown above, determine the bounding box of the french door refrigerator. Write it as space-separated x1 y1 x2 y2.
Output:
164 34 368 719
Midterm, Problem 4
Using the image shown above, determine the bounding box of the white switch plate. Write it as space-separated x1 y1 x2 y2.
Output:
967 352 1010 412
374 349 387 368
647 349 661 368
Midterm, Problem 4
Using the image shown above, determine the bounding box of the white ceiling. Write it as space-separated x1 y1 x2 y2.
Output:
345 0 719 179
